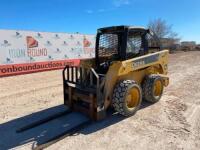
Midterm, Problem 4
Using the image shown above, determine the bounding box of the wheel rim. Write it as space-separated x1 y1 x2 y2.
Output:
153 80 162 96
126 87 140 109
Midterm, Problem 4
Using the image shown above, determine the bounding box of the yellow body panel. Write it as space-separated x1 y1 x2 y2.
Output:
103 50 169 108
78 50 169 109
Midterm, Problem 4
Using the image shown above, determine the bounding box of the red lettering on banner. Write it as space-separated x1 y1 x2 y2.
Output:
0 59 80 77
27 48 48 57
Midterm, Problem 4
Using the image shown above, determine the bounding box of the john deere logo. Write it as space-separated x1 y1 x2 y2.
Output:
133 60 145 68
133 54 159 68
26 36 38 48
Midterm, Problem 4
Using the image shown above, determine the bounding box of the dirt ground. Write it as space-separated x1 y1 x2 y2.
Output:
0 51 200 150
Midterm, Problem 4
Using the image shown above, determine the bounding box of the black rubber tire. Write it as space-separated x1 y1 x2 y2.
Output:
142 74 164 103
112 80 142 116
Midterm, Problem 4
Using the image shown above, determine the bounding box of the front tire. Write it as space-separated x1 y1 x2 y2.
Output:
112 80 142 116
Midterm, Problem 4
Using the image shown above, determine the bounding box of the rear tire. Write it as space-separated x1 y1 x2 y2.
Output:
112 80 142 116
142 74 164 103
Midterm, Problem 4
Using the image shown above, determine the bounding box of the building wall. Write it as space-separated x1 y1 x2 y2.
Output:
181 41 196 47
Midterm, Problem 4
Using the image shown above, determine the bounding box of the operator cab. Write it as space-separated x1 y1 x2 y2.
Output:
95 25 160 74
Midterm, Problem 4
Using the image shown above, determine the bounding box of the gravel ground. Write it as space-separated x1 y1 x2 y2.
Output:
0 51 200 150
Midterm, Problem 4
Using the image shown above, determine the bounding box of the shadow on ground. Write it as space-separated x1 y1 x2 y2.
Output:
0 101 152 150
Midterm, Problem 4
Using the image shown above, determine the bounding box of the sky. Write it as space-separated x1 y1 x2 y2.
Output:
0 0 199 43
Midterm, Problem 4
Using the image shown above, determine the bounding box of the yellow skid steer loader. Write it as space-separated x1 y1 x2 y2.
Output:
63 25 169 120
16 26 169 148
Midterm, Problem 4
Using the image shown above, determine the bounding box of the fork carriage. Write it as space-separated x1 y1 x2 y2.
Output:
63 65 106 120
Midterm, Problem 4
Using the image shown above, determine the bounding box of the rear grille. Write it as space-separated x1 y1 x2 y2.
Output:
98 34 118 58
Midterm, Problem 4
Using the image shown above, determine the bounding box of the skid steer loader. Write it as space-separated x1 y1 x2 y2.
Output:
63 25 169 121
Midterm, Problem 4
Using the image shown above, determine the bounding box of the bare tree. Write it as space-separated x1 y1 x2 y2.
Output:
148 18 178 40
148 18 180 50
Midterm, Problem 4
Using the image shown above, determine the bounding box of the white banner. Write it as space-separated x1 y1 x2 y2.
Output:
0 30 95 64
0 29 96 76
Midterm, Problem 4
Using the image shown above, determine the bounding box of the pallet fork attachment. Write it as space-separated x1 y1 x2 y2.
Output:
62 65 106 121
